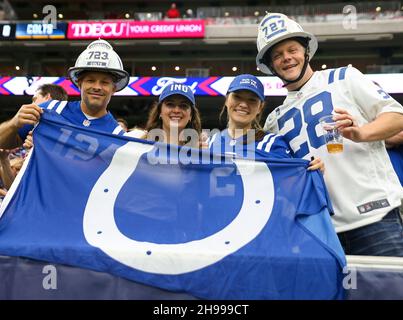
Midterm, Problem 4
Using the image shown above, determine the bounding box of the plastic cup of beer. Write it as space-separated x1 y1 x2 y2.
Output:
319 115 343 153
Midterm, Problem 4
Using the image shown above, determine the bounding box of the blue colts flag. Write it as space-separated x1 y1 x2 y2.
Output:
0 111 346 299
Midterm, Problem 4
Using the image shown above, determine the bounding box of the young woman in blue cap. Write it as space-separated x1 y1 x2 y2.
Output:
209 74 323 171
128 83 202 148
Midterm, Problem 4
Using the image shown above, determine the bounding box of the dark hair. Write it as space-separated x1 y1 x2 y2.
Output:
116 117 128 132
219 93 266 143
37 84 68 101
145 100 202 147
116 117 128 127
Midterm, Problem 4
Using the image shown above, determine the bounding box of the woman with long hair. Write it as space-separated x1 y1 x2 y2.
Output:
128 83 202 148
209 74 324 171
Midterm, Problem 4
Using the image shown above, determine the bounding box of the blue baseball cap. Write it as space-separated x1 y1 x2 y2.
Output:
159 83 195 105
227 74 265 101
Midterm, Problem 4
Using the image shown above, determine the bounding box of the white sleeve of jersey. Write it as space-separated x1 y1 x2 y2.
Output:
125 129 147 138
346 67 403 121
263 109 279 134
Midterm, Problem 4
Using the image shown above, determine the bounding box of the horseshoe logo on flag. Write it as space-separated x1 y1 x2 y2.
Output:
83 141 274 275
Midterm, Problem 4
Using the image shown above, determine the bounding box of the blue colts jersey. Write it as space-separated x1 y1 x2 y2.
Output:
208 129 293 161
18 100 123 140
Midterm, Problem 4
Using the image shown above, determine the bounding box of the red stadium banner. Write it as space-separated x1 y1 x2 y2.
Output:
67 20 205 40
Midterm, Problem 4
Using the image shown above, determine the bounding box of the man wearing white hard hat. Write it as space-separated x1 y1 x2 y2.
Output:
0 39 130 149
256 13 403 256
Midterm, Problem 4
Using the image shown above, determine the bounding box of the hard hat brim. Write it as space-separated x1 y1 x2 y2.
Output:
68 67 130 92
256 31 318 75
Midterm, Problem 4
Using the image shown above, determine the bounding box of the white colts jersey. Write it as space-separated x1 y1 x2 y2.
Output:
264 66 403 232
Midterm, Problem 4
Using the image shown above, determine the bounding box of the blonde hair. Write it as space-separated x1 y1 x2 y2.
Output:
219 93 267 143
10 157 24 173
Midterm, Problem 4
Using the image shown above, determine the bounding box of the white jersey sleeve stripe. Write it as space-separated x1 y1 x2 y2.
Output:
46 100 59 110
55 101 68 114
112 126 123 135
257 133 273 151
264 134 279 153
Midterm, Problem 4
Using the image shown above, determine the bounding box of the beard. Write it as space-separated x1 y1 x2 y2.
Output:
82 93 110 115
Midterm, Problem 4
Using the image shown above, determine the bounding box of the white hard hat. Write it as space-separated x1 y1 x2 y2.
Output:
68 39 130 92
256 13 318 75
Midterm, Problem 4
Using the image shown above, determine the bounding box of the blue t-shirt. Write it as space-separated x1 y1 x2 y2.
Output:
208 129 293 160
18 100 123 140
388 145 403 186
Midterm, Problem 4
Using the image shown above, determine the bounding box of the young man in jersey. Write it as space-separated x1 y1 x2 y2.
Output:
0 39 130 150
22 84 68 150
256 13 403 256
32 83 68 105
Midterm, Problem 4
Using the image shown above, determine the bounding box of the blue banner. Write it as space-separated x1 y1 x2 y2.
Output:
0 111 346 299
